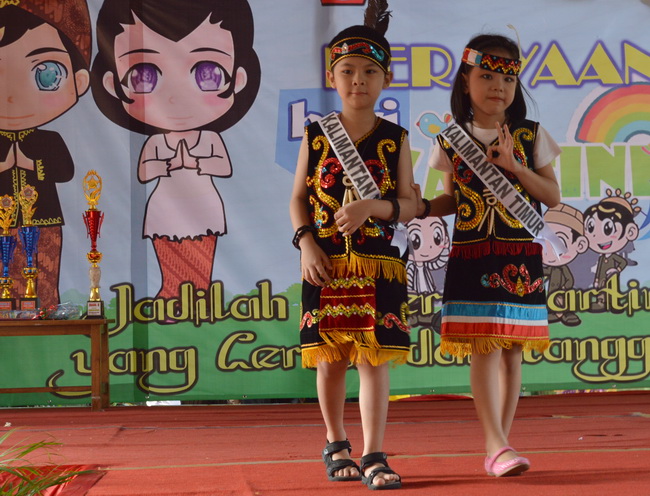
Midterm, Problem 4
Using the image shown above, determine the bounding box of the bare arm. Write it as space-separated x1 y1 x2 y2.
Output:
289 135 333 287
415 172 457 218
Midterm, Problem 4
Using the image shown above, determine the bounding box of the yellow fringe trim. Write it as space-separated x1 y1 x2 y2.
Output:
330 255 406 283
301 331 409 368
441 337 550 358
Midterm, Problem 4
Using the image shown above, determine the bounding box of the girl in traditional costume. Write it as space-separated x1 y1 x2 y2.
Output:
418 34 561 477
289 0 417 489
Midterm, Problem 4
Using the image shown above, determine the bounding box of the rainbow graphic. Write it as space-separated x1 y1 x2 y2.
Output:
575 82 650 144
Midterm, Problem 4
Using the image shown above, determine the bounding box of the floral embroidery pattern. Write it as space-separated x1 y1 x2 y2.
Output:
481 263 544 297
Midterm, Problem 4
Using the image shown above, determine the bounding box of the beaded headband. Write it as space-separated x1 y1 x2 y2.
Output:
330 36 390 74
462 47 521 76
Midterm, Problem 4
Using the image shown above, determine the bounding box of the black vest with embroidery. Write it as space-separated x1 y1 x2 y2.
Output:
304 118 407 281
437 120 541 254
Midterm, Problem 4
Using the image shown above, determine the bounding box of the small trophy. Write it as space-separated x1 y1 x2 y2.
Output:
0 195 18 311
18 185 40 311
82 170 105 318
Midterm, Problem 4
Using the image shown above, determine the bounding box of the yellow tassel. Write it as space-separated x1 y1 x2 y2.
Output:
301 334 410 368
330 255 406 283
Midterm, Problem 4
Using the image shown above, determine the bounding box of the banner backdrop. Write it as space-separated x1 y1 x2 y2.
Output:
1 0 649 406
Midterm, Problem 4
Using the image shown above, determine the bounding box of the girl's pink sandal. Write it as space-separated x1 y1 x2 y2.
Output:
484 446 530 477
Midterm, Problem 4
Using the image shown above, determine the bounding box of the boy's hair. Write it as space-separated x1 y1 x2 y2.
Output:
0 6 89 72
584 202 636 233
90 0 260 135
450 34 529 126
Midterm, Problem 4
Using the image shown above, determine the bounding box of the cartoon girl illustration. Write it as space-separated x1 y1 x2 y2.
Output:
0 1 92 309
90 0 260 300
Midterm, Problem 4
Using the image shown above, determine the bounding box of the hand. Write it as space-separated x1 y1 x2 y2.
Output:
411 183 425 216
14 143 35 171
0 144 16 173
300 241 333 287
334 199 371 236
180 139 199 169
166 141 184 171
486 122 520 174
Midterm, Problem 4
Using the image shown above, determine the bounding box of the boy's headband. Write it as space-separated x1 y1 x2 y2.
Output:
462 47 521 76
330 36 390 74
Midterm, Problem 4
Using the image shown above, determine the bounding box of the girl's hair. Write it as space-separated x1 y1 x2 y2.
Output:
0 7 88 73
450 34 530 126
90 0 260 135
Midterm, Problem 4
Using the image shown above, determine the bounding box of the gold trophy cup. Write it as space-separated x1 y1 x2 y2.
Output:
18 186 40 311
83 171 105 318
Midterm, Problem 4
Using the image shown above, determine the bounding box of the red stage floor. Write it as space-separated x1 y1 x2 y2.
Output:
1 391 649 495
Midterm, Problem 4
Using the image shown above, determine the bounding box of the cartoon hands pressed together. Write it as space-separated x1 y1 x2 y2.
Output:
166 139 199 172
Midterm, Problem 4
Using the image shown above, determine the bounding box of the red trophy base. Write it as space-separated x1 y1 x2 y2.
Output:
0 298 15 311
19 297 39 311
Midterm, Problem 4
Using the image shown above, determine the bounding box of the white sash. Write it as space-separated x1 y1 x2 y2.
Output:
439 122 565 255
319 112 381 200
318 112 409 255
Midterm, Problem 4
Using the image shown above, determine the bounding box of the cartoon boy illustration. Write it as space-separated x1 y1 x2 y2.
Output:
90 0 260 301
583 189 640 311
406 216 450 331
542 203 589 326
0 1 91 309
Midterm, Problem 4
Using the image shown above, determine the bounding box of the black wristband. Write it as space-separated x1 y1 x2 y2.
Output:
292 225 316 250
416 198 431 219
388 197 400 224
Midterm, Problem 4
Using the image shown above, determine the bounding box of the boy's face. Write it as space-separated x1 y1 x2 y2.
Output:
104 15 248 132
542 222 588 266
327 56 391 111
0 23 88 131
408 217 449 263
584 213 636 255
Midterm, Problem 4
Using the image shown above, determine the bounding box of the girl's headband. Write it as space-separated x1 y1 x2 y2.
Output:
330 35 391 74
462 47 521 76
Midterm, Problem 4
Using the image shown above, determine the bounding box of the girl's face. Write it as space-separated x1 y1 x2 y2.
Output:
104 14 247 132
462 48 517 125
0 23 89 131
327 57 391 113
408 217 449 263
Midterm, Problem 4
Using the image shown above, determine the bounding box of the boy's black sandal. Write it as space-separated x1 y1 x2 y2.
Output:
360 452 402 490
322 440 362 482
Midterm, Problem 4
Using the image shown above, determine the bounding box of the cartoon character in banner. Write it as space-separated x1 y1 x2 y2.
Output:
91 0 260 299
583 189 641 312
406 216 449 331
0 1 91 309
542 204 589 326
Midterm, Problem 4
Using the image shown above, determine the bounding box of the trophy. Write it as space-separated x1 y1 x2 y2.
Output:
0 195 18 311
18 185 40 311
82 170 105 318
